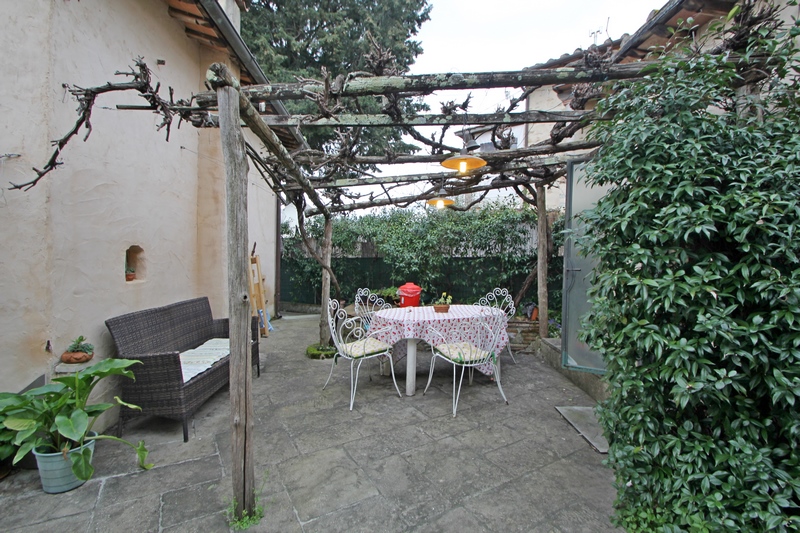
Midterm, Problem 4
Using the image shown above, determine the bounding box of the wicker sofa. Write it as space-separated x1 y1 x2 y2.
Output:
105 297 260 442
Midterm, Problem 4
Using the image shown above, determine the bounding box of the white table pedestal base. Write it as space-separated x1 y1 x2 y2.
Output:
406 339 417 396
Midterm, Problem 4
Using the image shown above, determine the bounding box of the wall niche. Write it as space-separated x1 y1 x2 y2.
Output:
125 246 145 282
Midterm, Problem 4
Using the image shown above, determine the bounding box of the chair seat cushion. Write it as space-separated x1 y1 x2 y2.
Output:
434 342 491 363
180 338 230 382
341 337 392 358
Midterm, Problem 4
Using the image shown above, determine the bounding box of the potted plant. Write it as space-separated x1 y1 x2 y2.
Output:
0 358 152 493
433 292 452 313
125 266 136 281
60 335 95 364
376 286 400 306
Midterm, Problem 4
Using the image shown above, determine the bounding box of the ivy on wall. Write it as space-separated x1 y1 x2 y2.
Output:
579 4 800 530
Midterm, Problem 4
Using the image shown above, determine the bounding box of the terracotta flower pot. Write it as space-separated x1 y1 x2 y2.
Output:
125 273 135 281
433 304 450 313
60 351 94 364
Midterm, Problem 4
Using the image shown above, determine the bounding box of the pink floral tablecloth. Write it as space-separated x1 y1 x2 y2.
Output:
371 305 508 376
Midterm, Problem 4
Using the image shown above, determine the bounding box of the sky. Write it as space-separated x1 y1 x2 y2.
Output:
374 0 664 187
411 0 664 114
412 0 664 76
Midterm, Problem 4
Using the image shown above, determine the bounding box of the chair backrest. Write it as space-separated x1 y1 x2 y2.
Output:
327 298 371 353
354 288 392 324
474 288 515 321
425 308 506 365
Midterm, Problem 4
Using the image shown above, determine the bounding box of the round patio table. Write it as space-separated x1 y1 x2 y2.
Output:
370 305 508 396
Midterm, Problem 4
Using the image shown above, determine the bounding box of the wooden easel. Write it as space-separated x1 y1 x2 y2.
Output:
248 254 269 337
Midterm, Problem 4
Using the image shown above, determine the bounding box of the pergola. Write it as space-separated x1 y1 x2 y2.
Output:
196 1 743 515
199 57 642 520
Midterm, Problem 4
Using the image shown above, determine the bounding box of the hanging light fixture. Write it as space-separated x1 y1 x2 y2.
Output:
426 183 454 209
441 148 487 174
441 116 486 174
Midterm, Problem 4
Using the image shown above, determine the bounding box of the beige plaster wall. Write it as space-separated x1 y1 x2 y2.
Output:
0 1 55 392
196 46 233 320
245 134 279 318
525 87 584 210
0 0 278 393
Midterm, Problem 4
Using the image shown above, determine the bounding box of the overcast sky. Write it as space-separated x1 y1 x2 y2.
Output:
410 0 664 115
412 0 663 75
371 0 664 186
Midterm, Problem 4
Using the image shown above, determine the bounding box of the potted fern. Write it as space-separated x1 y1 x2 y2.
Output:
0 358 152 493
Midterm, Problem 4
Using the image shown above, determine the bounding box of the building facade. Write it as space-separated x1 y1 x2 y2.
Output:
0 0 289 394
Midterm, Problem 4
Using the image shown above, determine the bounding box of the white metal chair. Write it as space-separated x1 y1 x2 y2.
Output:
354 287 392 327
423 308 508 417
354 288 396 375
324 298 402 410
474 288 517 364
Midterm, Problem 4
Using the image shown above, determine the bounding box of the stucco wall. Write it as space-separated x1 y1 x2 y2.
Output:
0 0 277 393
1 1 55 391
246 140 279 319
525 88 583 210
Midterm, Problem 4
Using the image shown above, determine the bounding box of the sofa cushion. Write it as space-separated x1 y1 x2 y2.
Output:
180 338 230 383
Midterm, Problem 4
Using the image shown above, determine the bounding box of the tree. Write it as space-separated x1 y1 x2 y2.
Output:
241 0 431 157
579 2 800 530
242 0 431 343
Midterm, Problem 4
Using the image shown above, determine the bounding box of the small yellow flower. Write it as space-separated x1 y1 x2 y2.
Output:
435 292 452 305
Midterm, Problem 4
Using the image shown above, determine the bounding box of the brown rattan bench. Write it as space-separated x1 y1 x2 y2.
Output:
105 297 260 442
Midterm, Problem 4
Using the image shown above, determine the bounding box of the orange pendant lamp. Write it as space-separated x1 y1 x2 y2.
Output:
426 186 455 209
441 130 486 174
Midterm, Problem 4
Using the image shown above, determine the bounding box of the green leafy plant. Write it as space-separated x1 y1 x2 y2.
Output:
375 286 400 304
579 4 800 530
0 358 152 481
225 497 265 531
125 266 135 274
281 201 561 307
225 474 269 532
305 343 337 360
66 335 94 355
433 292 452 305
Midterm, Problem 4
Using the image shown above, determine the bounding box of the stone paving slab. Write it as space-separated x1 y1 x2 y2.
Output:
0 313 620 532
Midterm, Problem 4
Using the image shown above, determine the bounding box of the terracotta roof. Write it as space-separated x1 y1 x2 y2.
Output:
529 0 739 70
526 0 739 107
611 0 739 63
162 0 305 150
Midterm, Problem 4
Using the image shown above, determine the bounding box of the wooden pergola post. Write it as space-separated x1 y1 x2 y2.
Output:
319 216 333 345
536 183 549 339
210 63 255 519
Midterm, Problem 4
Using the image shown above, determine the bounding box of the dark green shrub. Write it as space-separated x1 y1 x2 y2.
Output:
281 202 562 307
579 5 800 531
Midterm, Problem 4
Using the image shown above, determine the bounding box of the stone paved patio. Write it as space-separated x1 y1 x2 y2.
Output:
0 313 620 532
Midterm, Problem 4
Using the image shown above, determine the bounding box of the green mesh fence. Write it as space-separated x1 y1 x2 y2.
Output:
281 256 562 312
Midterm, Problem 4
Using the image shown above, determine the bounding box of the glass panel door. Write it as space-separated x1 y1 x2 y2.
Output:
562 161 611 374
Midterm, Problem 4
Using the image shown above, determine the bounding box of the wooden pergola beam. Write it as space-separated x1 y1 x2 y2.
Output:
293 139 601 166
284 153 588 190
170 109 596 131
194 62 653 105
304 169 567 216
260 109 594 127
205 64 329 217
